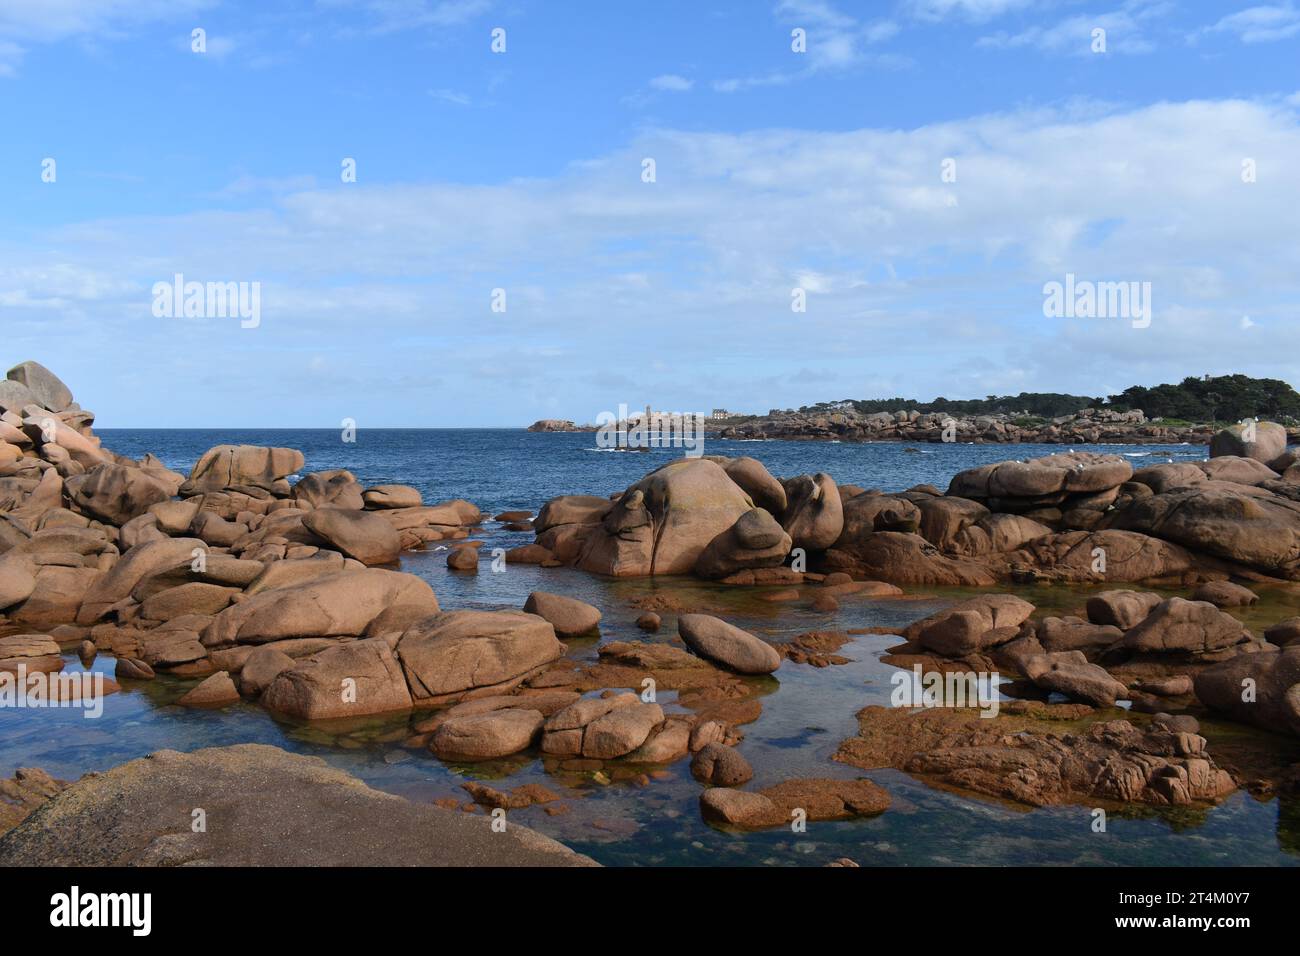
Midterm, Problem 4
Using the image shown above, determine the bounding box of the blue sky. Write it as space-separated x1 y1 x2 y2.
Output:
2 0 1299 426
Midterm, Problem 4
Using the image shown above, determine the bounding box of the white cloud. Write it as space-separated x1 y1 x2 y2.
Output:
715 2 906 92
906 0 1039 21
0 0 210 40
1200 4 1300 43
211 174 320 198
0 37 22 75
6 97 1300 424
428 87 472 105
0 0 212 75
713 72 795 93
649 74 693 92
978 1 1167 54
322 0 493 34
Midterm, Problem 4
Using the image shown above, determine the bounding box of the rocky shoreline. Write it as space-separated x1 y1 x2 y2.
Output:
531 407 1300 446
719 406 1212 444
3 359 1300 864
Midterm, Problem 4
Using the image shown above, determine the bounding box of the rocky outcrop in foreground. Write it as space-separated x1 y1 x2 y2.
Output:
0 744 595 866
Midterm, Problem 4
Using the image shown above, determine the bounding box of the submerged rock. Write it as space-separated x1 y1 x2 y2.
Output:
176 671 240 708
700 778 889 829
835 702 1235 807
1192 580 1258 608
690 743 753 786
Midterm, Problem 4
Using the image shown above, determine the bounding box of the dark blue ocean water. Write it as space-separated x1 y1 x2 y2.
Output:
8 430 1299 866
98 429 1213 512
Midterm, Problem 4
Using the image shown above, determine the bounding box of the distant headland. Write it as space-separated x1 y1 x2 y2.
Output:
528 375 1300 445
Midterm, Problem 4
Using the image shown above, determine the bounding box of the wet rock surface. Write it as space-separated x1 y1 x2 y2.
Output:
835 701 1236 807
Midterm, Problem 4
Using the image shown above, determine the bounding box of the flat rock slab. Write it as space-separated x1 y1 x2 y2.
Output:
0 744 596 867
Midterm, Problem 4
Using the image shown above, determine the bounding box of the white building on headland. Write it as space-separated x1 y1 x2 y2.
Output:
711 409 739 420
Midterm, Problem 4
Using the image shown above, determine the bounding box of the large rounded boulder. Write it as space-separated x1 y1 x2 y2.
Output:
693 508 792 579
429 708 545 760
704 456 787 514
948 453 1132 502
64 463 173 525
302 508 401 566
201 569 439 647
780 473 843 551
577 459 754 577
180 444 304 496
1109 486 1300 573
1122 597 1252 655
293 470 365 510
395 610 564 706
678 613 781 674
1194 645 1300 737
522 591 602 637
1209 421 1287 466
262 639 413 719
904 593 1035 657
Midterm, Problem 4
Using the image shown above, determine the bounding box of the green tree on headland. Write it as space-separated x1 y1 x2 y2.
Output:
1108 375 1300 422
790 375 1300 424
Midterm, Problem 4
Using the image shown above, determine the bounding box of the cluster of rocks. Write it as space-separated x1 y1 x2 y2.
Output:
526 419 585 432
530 457 810 578
2 362 601 735
717 405 1230 445
1 357 846 841
406 613 778 766
529 422 1300 591
412 608 889 831
835 702 1235 808
8 359 1299 851
880 584 1300 744
1 367 482 625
